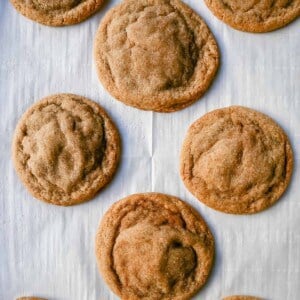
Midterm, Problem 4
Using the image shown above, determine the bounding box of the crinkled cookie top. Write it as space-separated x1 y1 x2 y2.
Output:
12 94 120 206
180 106 293 214
10 0 104 26
94 0 219 112
204 0 300 32
96 193 214 300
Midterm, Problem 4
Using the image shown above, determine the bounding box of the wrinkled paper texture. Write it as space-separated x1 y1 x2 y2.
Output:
0 1 299 299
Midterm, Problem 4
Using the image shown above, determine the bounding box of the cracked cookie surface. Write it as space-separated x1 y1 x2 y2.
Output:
10 0 104 26
95 193 214 299
94 0 219 112
12 94 120 206
180 106 293 214
204 0 300 32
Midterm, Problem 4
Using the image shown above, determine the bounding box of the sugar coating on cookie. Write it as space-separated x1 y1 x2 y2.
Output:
95 193 214 299
10 0 104 26
94 0 219 112
180 106 293 214
12 94 120 206
223 296 263 300
204 0 300 32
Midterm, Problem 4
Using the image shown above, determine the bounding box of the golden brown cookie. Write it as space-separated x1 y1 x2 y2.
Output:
12 94 120 206
180 106 293 214
16 297 47 300
95 193 214 299
223 296 263 300
10 0 104 26
94 0 219 112
204 0 300 33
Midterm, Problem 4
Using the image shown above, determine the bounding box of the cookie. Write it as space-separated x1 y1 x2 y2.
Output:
16 298 47 300
10 0 104 26
180 106 293 214
94 0 219 112
95 193 214 299
204 0 300 33
223 296 263 300
12 94 120 206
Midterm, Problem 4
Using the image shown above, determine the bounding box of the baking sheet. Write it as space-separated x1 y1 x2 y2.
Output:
0 1 299 299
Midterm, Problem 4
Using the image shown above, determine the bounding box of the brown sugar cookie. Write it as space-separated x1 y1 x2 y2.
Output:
94 0 219 112
12 94 120 206
180 106 293 214
10 0 104 26
16 297 47 300
204 0 300 33
95 193 214 299
223 296 263 300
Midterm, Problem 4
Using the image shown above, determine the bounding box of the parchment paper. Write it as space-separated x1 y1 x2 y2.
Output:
0 1 299 299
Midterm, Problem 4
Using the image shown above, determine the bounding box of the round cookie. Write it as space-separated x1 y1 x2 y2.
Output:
95 193 214 300
10 0 104 26
223 296 263 300
12 93 120 206
204 0 300 33
94 0 219 112
180 106 293 214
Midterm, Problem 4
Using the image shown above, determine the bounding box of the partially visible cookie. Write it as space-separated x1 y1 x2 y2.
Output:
95 193 214 299
12 94 120 206
204 0 300 32
180 106 293 214
94 0 219 112
10 0 104 26
223 296 263 300
16 297 47 300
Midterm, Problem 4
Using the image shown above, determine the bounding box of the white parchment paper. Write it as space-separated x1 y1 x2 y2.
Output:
0 1 299 299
